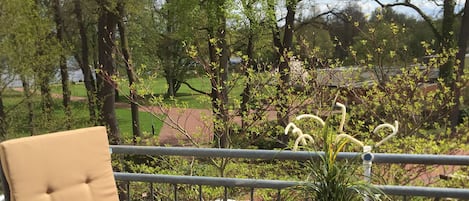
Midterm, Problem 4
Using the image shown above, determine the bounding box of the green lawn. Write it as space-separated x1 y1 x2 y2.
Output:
1 89 163 140
115 108 164 137
52 75 246 109
6 74 246 140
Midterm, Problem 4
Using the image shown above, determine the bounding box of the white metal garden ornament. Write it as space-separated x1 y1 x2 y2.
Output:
285 102 399 199
284 114 324 151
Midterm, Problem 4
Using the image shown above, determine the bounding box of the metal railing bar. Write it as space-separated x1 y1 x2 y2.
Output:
115 172 299 189
371 153 469 165
250 188 254 201
110 145 350 161
115 173 469 199
110 146 469 165
378 185 469 199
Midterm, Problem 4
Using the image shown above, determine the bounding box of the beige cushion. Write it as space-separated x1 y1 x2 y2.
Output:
0 127 119 201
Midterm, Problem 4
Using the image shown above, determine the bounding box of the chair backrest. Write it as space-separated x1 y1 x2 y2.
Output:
0 127 119 201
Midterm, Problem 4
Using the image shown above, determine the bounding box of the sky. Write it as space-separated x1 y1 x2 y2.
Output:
300 0 467 20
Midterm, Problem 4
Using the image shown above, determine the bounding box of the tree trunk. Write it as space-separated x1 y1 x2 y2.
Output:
450 0 469 133
117 0 141 142
0 92 6 139
166 75 177 97
240 0 256 133
439 0 456 84
39 76 53 121
163 0 181 98
165 0 174 98
97 1 121 144
73 0 97 124
207 1 230 148
53 0 72 129
21 76 35 135
216 18 230 148
272 0 297 146
208 43 230 148
240 31 254 129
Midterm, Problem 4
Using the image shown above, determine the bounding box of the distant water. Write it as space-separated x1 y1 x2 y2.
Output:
5 69 89 88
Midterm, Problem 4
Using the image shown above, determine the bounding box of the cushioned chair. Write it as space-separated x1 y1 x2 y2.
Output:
0 127 119 201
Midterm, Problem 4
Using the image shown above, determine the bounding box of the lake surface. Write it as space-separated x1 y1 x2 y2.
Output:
4 69 88 88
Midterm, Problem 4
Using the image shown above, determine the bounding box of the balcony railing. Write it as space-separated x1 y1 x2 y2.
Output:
111 145 469 201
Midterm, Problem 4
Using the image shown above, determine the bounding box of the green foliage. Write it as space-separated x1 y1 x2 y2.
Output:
1 90 89 138
302 158 384 201
0 0 61 77
296 23 334 60
342 9 469 191
351 17 411 82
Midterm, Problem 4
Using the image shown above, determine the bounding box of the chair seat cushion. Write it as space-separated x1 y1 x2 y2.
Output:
0 127 119 201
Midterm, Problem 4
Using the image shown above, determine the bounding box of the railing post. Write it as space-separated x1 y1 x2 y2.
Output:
277 189 281 201
224 186 228 201
149 182 154 201
126 182 130 201
250 188 254 201
199 185 203 201
362 146 374 201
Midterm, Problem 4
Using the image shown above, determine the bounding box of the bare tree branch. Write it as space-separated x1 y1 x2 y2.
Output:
294 10 336 31
180 81 210 96
373 0 442 41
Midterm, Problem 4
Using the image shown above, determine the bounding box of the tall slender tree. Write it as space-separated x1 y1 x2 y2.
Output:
451 1 469 131
53 0 72 129
34 0 56 121
240 0 260 133
0 91 5 138
207 0 230 148
117 0 141 141
73 0 98 124
440 0 457 83
21 76 35 136
96 0 121 144
268 0 301 145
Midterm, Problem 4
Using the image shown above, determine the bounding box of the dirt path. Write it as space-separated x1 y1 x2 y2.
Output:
121 103 214 146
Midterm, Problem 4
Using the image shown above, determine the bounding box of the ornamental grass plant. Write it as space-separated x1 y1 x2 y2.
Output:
301 127 386 201
286 104 389 201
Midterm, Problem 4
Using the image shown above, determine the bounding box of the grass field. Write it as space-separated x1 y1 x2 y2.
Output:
115 108 163 136
53 76 246 109
1 89 163 139
5 75 244 140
